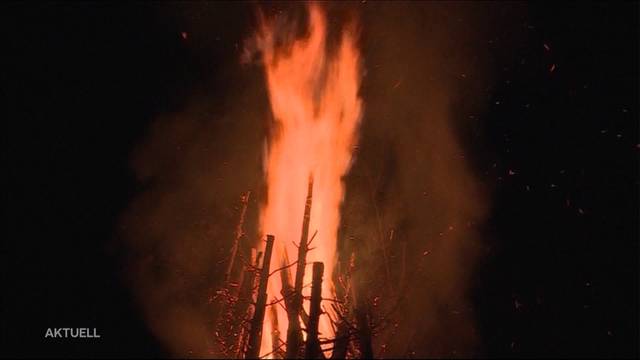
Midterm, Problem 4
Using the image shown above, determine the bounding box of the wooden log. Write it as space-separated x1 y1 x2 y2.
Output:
279 252 299 343
279 253 312 333
246 235 275 359
225 191 251 284
214 192 251 355
234 248 257 358
330 320 349 360
286 176 314 359
279 251 294 304
305 262 324 359
270 303 282 358
355 297 373 359
329 252 355 359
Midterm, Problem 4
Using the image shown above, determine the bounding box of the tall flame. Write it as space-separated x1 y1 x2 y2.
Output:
255 4 362 358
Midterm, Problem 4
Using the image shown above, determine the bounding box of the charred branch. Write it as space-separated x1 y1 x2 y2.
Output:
285 176 314 359
305 262 324 359
355 300 373 360
330 317 350 359
225 191 251 284
246 235 275 359
270 304 283 359
233 248 258 358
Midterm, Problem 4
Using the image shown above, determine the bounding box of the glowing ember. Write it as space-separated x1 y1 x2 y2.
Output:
254 4 362 358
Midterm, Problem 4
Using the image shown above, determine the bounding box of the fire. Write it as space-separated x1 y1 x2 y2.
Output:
255 4 362 358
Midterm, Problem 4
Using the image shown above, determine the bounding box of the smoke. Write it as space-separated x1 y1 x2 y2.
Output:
337 2 521 357
118 2 519 358
118 81 269 356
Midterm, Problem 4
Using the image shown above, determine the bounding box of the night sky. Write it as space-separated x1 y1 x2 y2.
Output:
3 2 638 358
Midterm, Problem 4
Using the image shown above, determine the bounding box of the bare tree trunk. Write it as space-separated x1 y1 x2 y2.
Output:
270 304 282 358
331 252 355 360
305 262 324 359
235 248 258 359
355 298 373 359
286 176 314 359
215 192 252 355
225 191 251 284
330 320 349 360
246 235 275 359
279 252 299 352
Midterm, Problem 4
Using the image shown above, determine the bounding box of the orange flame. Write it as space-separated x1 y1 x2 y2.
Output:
255 4 362 358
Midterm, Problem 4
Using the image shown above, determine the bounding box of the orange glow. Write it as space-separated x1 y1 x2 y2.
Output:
255 4 362 358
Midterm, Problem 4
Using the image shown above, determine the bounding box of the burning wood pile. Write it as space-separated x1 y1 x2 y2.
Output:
211 4 394 358
213 181 384 359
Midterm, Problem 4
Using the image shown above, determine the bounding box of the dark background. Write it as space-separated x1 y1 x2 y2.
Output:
3 2 637 358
